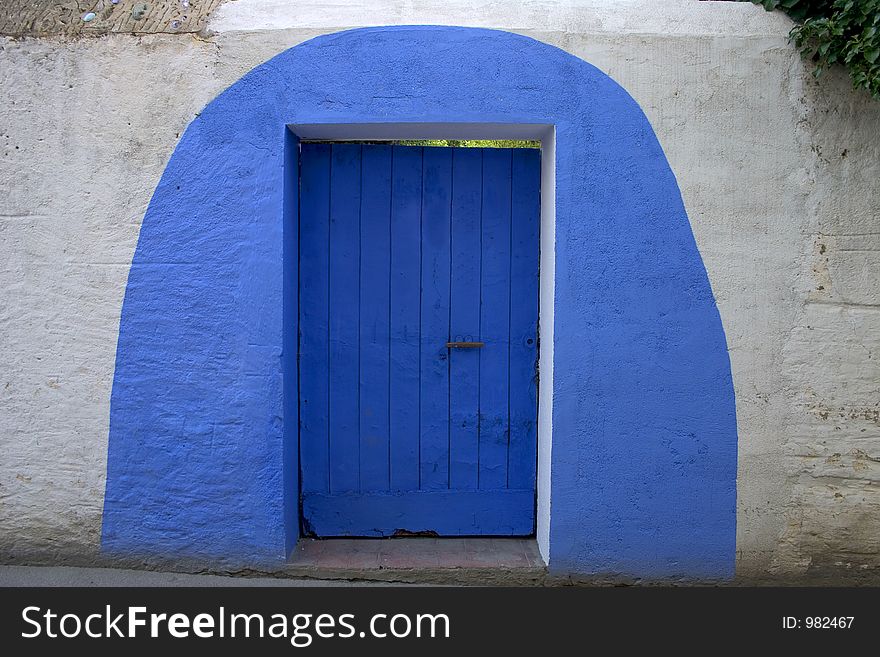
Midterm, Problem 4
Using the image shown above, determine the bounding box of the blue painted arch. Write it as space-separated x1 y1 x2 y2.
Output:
102 26 737 578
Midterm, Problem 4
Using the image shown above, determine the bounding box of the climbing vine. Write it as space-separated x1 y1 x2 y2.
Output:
746 0 880 98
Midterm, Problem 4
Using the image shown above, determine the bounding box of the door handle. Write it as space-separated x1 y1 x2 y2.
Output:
446 341 485 348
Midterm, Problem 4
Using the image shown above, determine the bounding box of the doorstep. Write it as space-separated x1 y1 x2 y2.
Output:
285 538 547 585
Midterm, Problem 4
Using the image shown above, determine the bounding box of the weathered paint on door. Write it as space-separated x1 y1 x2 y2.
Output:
299 143 540 536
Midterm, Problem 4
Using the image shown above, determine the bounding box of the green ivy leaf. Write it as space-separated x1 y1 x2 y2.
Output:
743 0 880 100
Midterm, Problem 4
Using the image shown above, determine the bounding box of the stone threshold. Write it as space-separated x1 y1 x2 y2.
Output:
284 537 547 585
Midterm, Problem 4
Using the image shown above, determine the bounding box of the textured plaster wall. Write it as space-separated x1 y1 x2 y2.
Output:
0 0 878 581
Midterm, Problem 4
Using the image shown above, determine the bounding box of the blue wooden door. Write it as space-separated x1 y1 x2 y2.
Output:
299 143 540 536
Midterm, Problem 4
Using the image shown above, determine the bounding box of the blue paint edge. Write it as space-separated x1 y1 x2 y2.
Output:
100 26 738 578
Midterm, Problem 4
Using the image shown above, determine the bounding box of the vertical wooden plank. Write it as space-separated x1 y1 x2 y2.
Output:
389 146 422 491
359 144 392 492
328 144 361 493
449 148 482 490
479 148 512 490
299 143 331 494
508 148 541 491
420 147 453 491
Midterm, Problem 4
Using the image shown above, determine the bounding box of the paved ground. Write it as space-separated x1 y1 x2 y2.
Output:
0 539 546 586
0 565 407 587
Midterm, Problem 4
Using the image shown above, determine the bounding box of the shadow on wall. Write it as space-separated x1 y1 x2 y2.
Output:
101 25 737 580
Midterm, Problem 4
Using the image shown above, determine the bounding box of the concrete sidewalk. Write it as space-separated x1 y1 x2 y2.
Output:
0 565 408 587
0 539 545 587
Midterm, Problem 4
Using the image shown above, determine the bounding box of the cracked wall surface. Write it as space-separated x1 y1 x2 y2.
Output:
0 0 878 581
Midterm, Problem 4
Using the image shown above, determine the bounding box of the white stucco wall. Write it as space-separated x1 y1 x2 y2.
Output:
1 0 877 581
